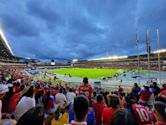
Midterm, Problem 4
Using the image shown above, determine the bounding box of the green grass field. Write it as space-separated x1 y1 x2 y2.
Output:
48 68 125 79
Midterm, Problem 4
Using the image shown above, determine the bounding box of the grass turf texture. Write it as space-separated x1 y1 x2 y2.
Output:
48 68 125 79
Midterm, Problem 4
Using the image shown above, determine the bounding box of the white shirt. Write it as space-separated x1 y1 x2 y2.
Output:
70 120 87 125
36 96 44 107
15 96 35 120
66 92 76 104
55 93 66 104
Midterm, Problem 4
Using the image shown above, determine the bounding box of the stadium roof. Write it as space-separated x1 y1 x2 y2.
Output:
0 28 14 58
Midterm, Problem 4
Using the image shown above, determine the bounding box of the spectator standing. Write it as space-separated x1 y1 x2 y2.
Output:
122 94 135 113
86 107 95 125
132 103 152 125
118 85 123 93
93 94 107 125
16 107 44 125
138 85 152 106
70 95 89 125
66 88 76 104
111 109 137 125
15 87 36 120
152 96 166 125
3 84 28 113
102 95 120 125
55 88 66 106
130 83 141 101
152 82 160 96
79 77 93 100
0 84 8 119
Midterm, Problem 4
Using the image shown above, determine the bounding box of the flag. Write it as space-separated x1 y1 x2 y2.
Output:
136 32 139 48
146 30 151 55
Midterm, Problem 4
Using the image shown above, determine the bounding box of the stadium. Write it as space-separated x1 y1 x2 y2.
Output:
1 28 166 90
0 1 166 125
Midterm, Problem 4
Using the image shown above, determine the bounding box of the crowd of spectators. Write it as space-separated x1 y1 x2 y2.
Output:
0 66 166 125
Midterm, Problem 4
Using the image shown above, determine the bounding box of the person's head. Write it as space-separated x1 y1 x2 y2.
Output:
111 109 137 125
36 84 40 89
97 94 104 104
83 77 88 84
46 91 51 97
0 84 8 100
153 96 166 123
38 90 44 97
20 84 25 91
59 88 63 93
73 95 89 122
6 83 14 95
123 94 135 106
25 87 34 98
16 107 44 125
143 85 149 91
109 95 120 109
153 82 157 86
134 83 138 87
162 83 166 88
93 91 97 97
69 87 73 92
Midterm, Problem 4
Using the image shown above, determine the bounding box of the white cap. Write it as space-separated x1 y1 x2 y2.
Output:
7 83 14 87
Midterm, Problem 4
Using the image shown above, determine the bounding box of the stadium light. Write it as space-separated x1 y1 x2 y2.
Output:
0 27 14 55
25 57 31 59
153 49 166 54
72 59 78 63
88 55 128 61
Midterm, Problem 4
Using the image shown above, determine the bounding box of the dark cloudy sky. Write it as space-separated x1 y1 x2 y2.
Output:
0 0 166 60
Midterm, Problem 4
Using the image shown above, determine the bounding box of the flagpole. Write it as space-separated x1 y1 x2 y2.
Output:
136 32 140 85
148 49 150 82
157 29 161 84
137 47 140 85
146 30 150 82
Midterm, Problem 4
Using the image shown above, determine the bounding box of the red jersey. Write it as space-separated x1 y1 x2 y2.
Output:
93 101 107 125
148 122 166 125
155 122 166 125
51 88 58 96
8 93 20 113
160 88 166 92
132 104 152 125
118 86 123 92
78 84 93 100
35 88 40 96
44 97 54 109
102 108 117 125
14 86 20 92
139 90 152 104
160 88 166 98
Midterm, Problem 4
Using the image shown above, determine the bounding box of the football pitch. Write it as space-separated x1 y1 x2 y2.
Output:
48 68 126 79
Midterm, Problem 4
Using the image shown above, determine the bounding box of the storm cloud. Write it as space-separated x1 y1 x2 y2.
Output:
0 0 166 60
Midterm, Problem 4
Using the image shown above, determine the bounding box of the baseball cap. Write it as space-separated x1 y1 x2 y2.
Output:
7 83 14 88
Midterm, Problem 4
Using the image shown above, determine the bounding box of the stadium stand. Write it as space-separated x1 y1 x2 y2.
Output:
0 24 166 125
72 52 166 71
0 30 13 59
